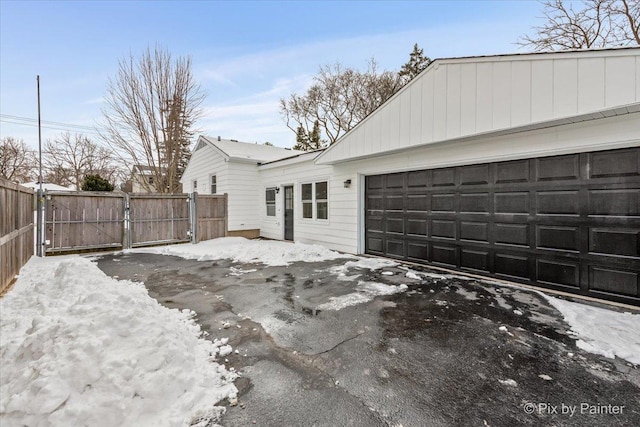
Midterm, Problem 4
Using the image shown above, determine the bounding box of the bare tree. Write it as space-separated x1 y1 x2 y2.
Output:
280 60 401 149
43 132 118 189
519 0 639 51
101 46 205 193
0 137 35 182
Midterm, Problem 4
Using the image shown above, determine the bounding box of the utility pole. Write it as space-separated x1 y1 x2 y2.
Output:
36 75 45 257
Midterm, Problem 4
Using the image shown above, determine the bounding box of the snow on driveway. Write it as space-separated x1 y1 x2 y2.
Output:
545 295 640 365
132 236 353 266
0 256 237 427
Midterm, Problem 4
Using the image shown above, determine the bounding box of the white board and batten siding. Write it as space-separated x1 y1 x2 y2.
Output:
317 48 640 165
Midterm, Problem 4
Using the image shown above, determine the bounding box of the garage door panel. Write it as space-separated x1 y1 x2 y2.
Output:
432 193 455 211
495 253 530 279
495 223 529 246
589 266 638 297
407 241 428 260
432 245 457 266
495 192 529 214
461 221 489 242
386 218 404 234
460 164 489 185
386 173 405 189
407 219 428 236
537 191 580 215
386 239 405 257
460 193 489 212
536 154 580 181
497 160 530 184
432 220 456 239
408 170 429 188
433 168 456 186
589 228 639 257
588 189 640 216
364 147 640 305
589 148 639 179
536 225 580 252
461 249 489 271
406 194 428 211
536 259 580 288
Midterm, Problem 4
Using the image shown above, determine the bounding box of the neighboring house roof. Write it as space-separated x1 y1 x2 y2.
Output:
22 182 73 191
198 136 302 163
315 46 640 165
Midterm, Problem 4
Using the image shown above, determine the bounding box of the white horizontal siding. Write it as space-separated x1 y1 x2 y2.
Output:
180 145 228 196
318 49 640 164
226 162 260 231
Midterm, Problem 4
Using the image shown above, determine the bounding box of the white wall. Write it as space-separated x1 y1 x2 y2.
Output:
259 113 640 255
180 146 261 232
319 49 640 164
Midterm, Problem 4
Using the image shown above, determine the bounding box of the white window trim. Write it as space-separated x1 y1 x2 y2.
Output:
210 174 217 194
265 187 277 217
300 180 329 222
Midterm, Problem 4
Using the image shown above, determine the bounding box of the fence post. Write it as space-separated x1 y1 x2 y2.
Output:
36 189 45 257
224 193 228 237
123 193 131 249
189 192 197 244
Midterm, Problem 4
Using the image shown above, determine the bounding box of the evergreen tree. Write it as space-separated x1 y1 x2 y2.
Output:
309 120 321 150
81 174 114 192
399 43 431 85
293 125 310 151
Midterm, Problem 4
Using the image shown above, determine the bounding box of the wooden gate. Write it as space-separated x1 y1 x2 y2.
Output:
128 194 191 247
45 191 125 253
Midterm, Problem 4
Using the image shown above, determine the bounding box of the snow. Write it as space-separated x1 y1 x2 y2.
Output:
545 296 640 365
498 379 518 387
316 282 408 311
134 237 352 266
0 256 237 427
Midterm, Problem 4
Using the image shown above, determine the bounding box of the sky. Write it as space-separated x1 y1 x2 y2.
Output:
0 0 543 150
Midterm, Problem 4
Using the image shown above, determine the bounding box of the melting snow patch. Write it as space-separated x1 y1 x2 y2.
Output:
316 281 408 311
498 379 518 387
538 374 553 381
545 296 640 365
229 266 257 276
405 271 422 280
0 256 237 427
382 271 395 276
456 287 479 301
132 237 352 266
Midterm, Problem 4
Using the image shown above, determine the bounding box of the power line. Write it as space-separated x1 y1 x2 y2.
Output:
0 114 102 134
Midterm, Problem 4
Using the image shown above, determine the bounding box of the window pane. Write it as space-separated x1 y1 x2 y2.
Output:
303 202 313 218
266 189 276 202
315 181 327 200
266 205 276 216
302 183 312 201
211 175 217 194
193 180 197 191
317 202 328 219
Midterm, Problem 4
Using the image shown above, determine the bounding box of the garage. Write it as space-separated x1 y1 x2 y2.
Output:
365 147 640 305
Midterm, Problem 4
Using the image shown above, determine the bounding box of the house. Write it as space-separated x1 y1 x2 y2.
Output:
185 47 640 306
180 136 302 237
131 165 161 193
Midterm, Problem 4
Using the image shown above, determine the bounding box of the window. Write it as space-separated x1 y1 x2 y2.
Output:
192 179 198 192
302 183 313 219
210 175 217 194
301 181 328 220
316 181 328 220
265 188 276 216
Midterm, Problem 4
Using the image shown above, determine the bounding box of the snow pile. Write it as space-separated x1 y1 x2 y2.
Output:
0 256 237 427
546 296 640 365
135 237 352 266
317 281 408 311
330 257 397 277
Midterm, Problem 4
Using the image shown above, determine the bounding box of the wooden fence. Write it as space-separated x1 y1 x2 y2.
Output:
45 191 125 253
0 179 34 293
43 191 227 254
194 194 228 242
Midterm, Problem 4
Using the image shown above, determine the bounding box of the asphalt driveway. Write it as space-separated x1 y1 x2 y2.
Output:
96 252 640 427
